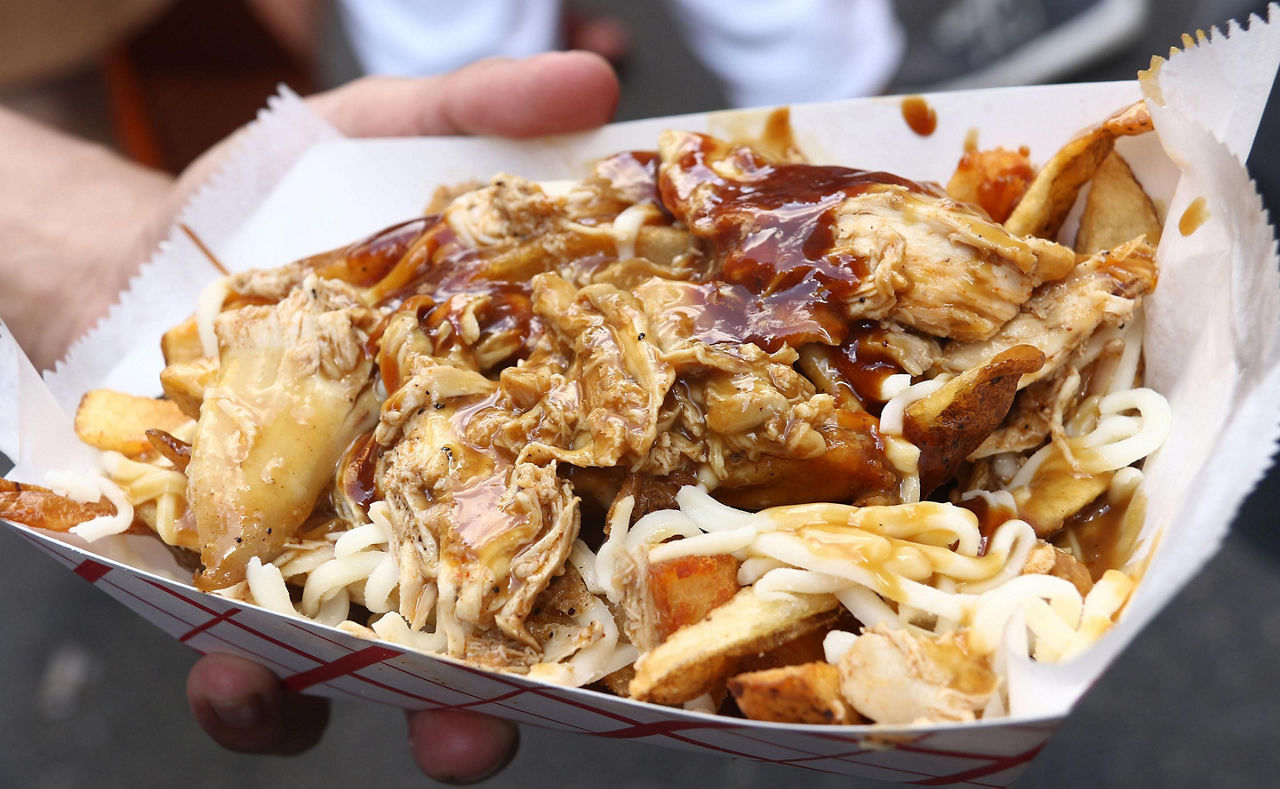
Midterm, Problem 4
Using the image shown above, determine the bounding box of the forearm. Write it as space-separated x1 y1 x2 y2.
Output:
0 107 174 369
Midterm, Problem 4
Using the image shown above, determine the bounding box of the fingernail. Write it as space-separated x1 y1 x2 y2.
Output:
209 695 266 729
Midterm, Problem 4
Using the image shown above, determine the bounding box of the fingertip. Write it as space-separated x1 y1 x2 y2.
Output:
187 653 328 756
407 709 519 784
445 50 620 137
311 50 620 139
532 49 622 126
188 653 278 700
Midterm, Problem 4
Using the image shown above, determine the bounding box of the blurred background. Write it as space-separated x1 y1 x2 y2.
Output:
1 0 1277 786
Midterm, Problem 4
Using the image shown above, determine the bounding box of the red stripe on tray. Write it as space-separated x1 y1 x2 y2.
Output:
141 579 318 660
283 645 401 692
178 607 238 642
906 742 1046 786
73 558 112 583
595 720 734 739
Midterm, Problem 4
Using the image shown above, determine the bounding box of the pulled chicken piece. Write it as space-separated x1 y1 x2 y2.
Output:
936 237 1158 386
633 278 900 505
188 275 380 590
656 129 1077 344
376 353 580 653
837 624 997 724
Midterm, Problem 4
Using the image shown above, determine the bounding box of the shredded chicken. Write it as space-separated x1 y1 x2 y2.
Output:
656 129 1078 343
936 237 1157 384
631 278 899 504
376 306 581 653
837 624 998 724
486 274 675 469
1021 541 1094 597
187 275 379 590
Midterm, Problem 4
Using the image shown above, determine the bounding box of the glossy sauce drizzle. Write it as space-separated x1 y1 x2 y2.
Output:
900 96 937 137
316 216 435 288
958 495 1018 556
1178 196 1209 236
660 131 934 350
1060 486 1143 580
337 430 380 512
830 322 907 409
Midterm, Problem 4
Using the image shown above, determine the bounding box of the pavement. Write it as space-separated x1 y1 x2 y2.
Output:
2 1 1279 787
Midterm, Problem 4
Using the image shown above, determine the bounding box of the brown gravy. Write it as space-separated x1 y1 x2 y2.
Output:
900 96 938 137
1178 196 1209 236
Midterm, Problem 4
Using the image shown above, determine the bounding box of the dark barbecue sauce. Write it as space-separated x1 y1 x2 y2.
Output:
900 96 938 137
316 216 434 288
1060 490 1140 581
659 131 935 351
338 430 381 512
342 133 936 401
831 322 907 410
683 278 845 352
364 219 475 310
958 495 1018 556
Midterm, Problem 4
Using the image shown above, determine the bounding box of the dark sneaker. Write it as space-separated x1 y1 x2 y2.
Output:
889 0 1149 91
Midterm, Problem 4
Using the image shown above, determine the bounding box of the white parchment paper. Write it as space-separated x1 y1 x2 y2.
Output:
3 5 1278 726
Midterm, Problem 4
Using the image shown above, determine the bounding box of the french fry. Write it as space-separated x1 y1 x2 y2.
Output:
904 345 1046 494
161 315 205 365
1075 151 1163 254
75 390 191 460
1004 101 1153 240
0 479 116 532
612 553 739 696
728 662 858 725
648 554 742 645
946 146 1035 223
159 357 218 419
1012 448 1113 537
629 588 839 705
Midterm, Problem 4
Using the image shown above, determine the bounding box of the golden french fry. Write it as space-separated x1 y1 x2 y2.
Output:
1012 449 1113 538
0 479 116 532
904 345 1046 494
1075 151 1163 254
629 588 839 705
161 315 205 366
648 554 742 646
159 357 218 419
946 146 1035 223
75 389 191 460
728 662 858 725
1005 101 1153 240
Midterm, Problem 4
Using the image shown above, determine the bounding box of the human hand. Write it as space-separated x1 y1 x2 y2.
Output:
154 51 614 780
1 50 618 369
188 653 519 783
172 50 622 209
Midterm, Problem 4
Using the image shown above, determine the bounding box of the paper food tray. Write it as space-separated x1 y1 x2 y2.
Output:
3 8 1279 786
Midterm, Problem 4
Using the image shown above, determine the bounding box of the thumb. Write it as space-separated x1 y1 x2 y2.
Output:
308 51 621 138
169 51 619 233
